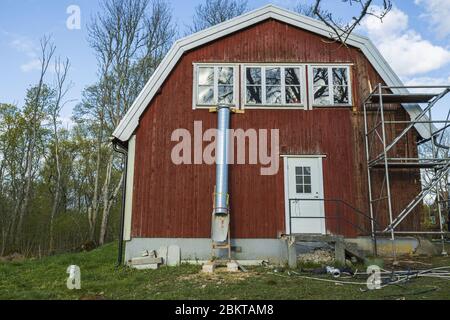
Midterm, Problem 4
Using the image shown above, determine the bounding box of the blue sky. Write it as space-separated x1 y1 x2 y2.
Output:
1 0 450 121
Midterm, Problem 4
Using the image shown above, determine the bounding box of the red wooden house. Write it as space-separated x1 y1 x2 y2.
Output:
112 5 426 263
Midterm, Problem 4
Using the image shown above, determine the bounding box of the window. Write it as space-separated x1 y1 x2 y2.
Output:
193 63 351 109
311 66 351 106
246 67 262 104
195 65 237 107
244 66 304 107
295 166 312 194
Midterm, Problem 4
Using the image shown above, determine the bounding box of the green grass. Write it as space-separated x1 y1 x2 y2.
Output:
0 243 449 300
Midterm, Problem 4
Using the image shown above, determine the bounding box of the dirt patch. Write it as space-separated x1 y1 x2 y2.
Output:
178 267 257 285
0 253 26 262
384 255 449 270
79 293 106 300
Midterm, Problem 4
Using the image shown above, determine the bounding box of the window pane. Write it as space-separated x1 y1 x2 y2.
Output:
266 86 282 104
198 86 214 104
314 86 330 105
285 68 301 85
304 185 312 194
246 68 261 85
296 185 304 194
246 86 262 104
218 67 233 85
304 175 311 184
198 67 214 85
313 68 328 86
334 86 349 104
219 85 234 104
332 68 348 86
304 167 311 175
266 67 281 85
286 86 301 104
296 176 303 185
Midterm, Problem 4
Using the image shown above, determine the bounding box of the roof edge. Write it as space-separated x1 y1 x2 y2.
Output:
112 4 431 141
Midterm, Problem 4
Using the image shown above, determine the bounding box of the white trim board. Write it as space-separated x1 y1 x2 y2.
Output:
112 4 432 142
123 135 136 241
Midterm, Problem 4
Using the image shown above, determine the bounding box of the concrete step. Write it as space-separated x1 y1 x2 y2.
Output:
292 234 367 265
343 241 366 262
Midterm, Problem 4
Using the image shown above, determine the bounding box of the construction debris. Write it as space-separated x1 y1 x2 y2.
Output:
129 245 181 269
269 264 450 292
202 261 217 273
157 246 168 265
130 257 163 266
226 261 239 272
298 249 334 265
357 266 450 290
325 266 341 278
167 245 181 266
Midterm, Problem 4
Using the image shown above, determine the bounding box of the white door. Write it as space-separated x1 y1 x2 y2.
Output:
285 157 325 234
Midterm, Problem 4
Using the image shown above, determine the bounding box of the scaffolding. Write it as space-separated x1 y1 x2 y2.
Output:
363 84 450 260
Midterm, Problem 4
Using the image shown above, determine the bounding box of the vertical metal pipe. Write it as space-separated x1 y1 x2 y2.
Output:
378 84 397 261
363 100 378 256
113 142 128 267
428 109 447 255
214 105 231 215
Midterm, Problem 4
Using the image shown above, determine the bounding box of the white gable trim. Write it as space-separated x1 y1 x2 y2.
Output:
112 4 430 142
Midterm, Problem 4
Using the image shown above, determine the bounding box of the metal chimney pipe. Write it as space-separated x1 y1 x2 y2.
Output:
214 104 231 215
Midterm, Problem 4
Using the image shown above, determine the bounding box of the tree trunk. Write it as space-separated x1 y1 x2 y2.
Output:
15 136 35 247
99 156 124 246
99 154 113 246
0 227 6 256
49 116 62 253
49 180 60 253
88 137 102 242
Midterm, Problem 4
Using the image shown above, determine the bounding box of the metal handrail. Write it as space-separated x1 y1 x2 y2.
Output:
288 198 381 237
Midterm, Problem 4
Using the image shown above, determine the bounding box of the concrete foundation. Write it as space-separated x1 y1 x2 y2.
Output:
125 238 289 265
125 236 441 266
345 237 417 256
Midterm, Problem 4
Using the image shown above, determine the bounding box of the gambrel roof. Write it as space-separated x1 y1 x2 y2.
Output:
113 4 429 142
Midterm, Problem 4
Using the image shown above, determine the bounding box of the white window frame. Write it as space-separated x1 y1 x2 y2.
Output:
308 64 352 108
241 64 307 109
192 63 239 109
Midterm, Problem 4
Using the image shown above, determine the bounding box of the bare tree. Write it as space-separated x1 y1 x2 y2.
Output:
293 2 332 18
295 0 392 45
87 0 176 245
48 57 71 253
419 129 450 231
188 0 248 33
15 36 56 247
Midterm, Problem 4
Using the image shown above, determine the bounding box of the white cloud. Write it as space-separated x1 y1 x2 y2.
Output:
361 7 450 77
10 37 36 56
6 33 41 73
404 76 450 93
363 6 409 39
415 0 450 39
20 59 41 72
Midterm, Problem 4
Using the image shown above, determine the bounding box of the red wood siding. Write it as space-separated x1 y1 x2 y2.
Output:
131 19 422 239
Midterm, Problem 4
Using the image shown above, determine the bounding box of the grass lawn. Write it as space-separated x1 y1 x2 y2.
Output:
0 243 449 300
